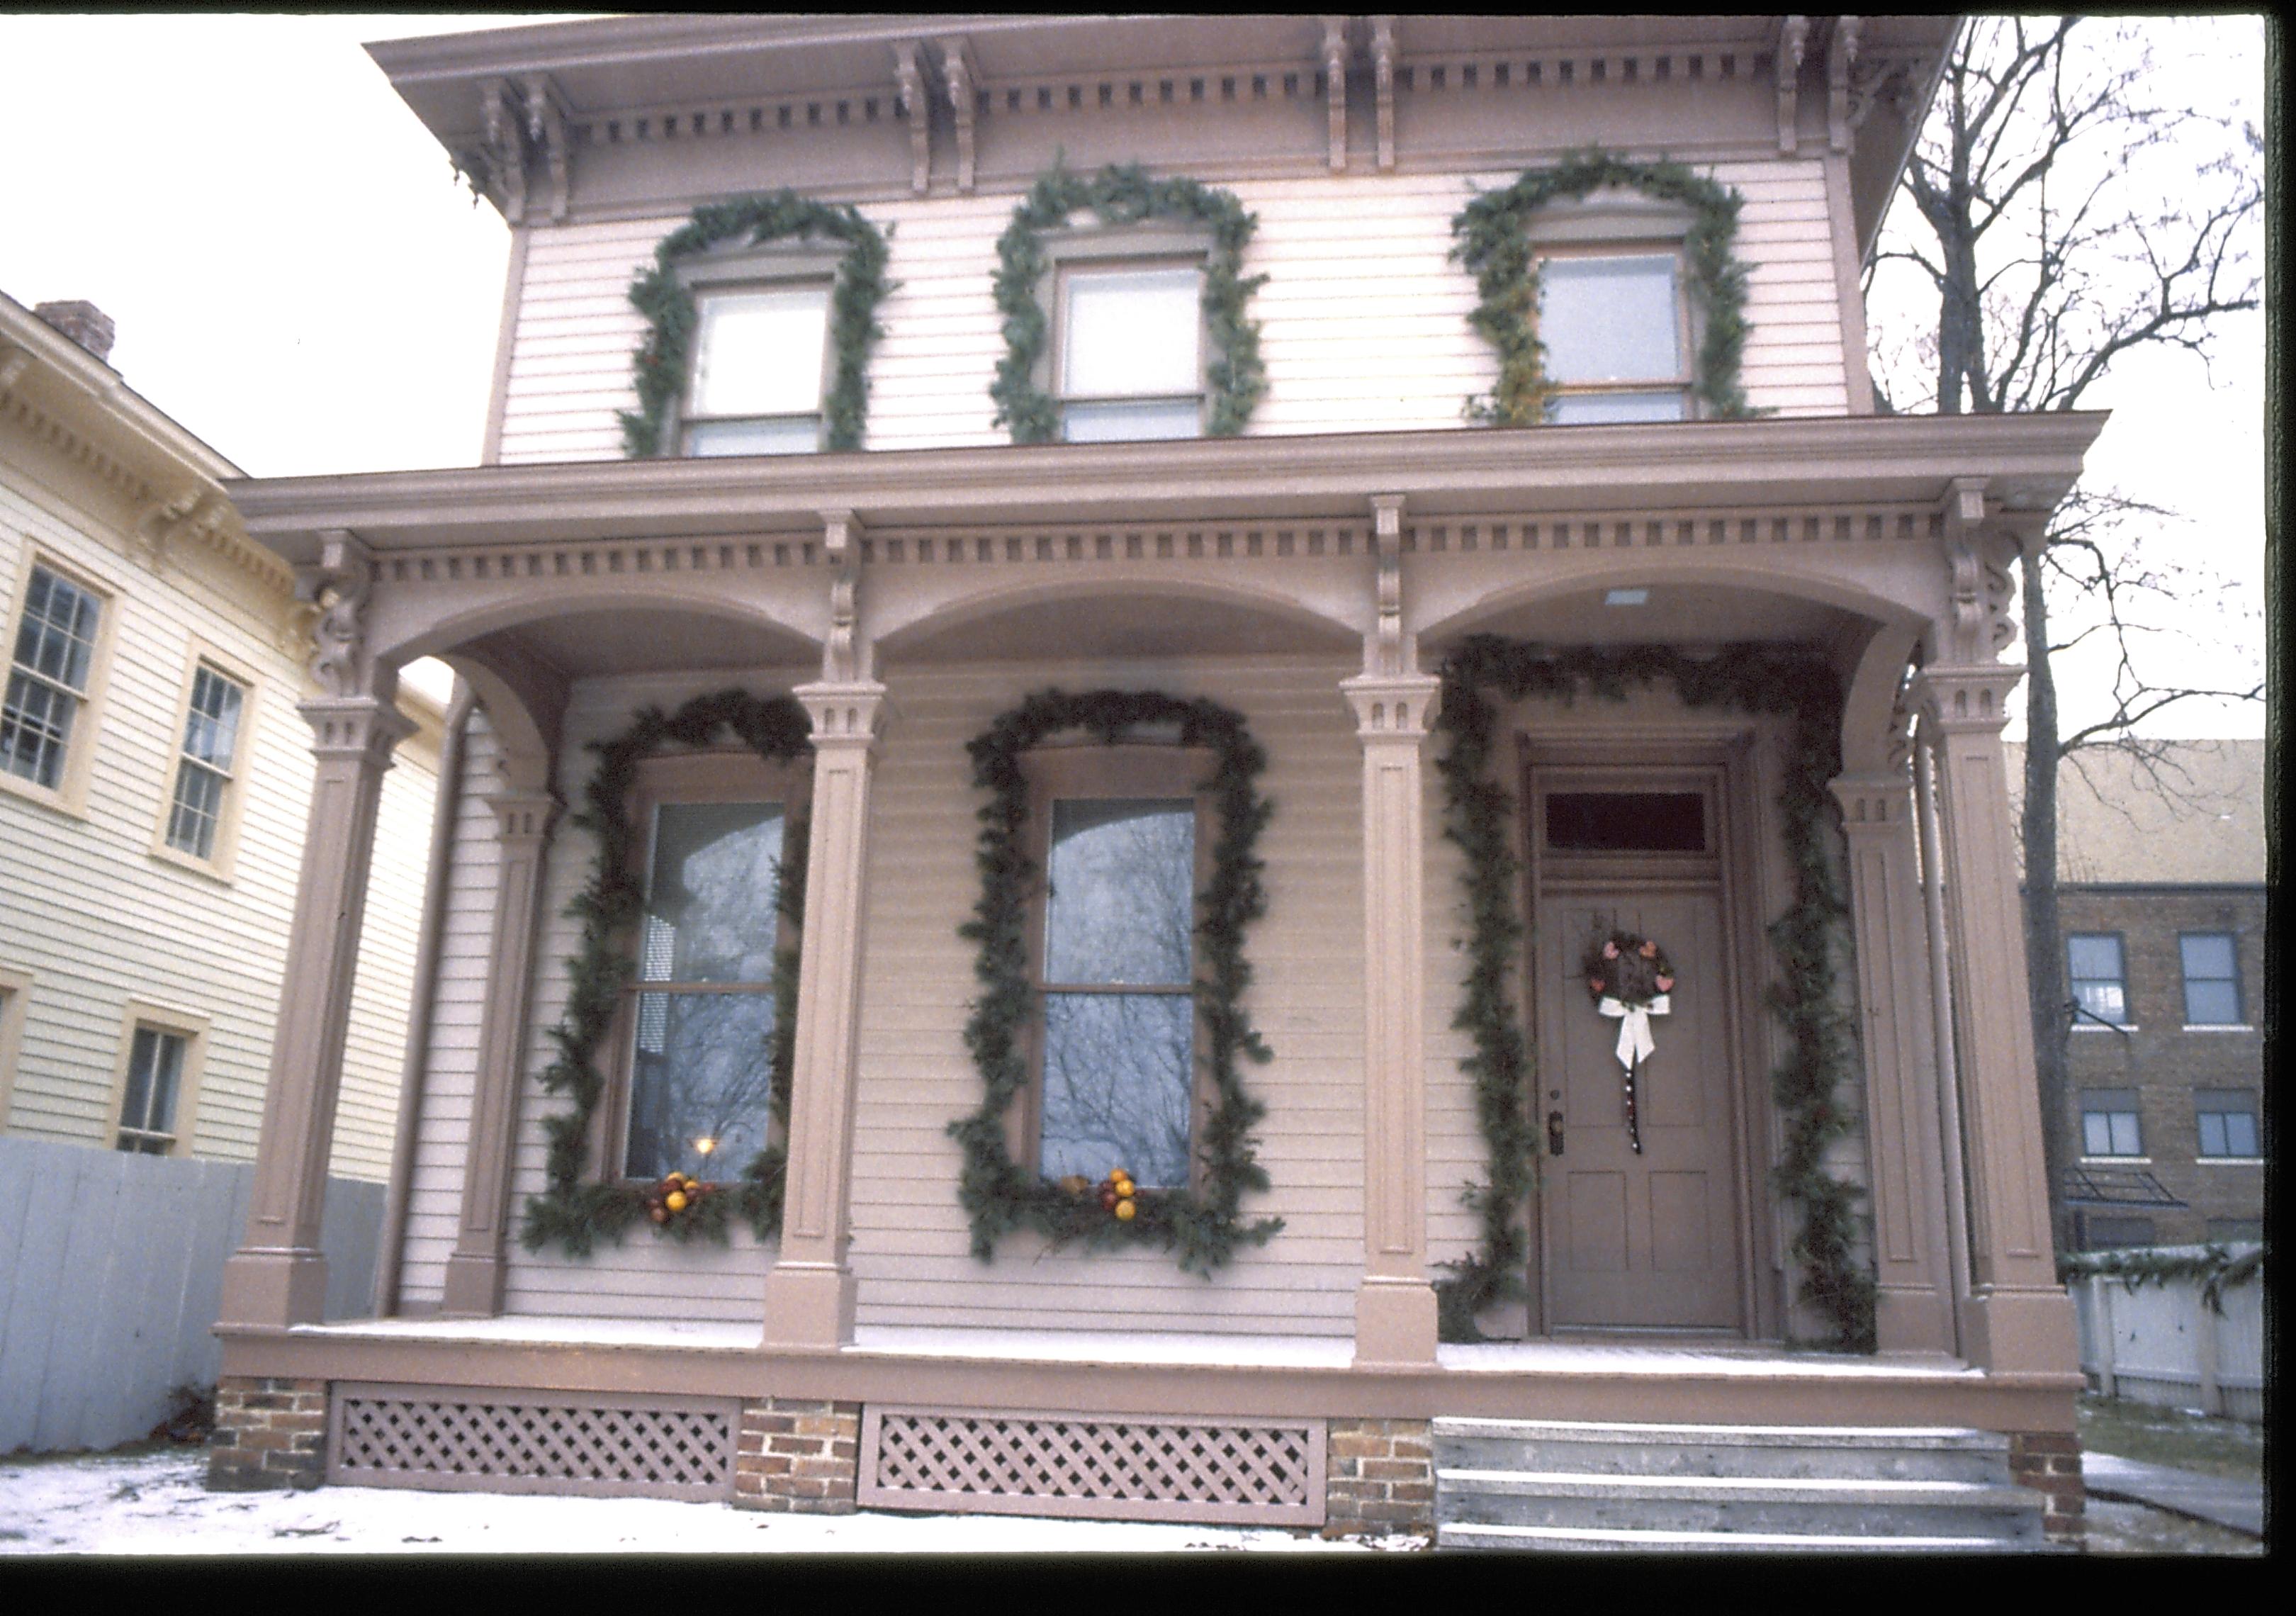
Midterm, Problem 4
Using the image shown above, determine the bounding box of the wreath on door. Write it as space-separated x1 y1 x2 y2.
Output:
1582 929 1677 1155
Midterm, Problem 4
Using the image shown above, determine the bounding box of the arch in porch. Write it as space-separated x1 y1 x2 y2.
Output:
873 573 1362 663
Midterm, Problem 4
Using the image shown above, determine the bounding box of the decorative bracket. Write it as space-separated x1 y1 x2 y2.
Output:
476 78 529 224
1826 16 1863 153
1940 478 2018 664
1370 17 1397 171
1366 493 1410 676
519 73 573 223
0 344 30 393
296 529 376 698
1321 16 1351 172
135 486 227 575
1776 16 1811 155
820 509 870 683
935 35 980 196
892 42 931 195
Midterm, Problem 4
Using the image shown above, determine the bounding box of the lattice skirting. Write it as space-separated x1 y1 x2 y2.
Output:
328 1384 739 1500
858 1405 1326 1526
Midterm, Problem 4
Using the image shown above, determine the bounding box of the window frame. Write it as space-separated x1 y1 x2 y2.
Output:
106 1000 209 1158
0 549 118 817
149 639 261 880
0 963 31 1129
2193 1089 2261 1160
1524 190 1700 425
1012 742 1215 1191
663 242 845 459
2176 931 2246 1028
599 748 810 1184
1035 224 1214 444
1533 241 1696 423
2078 1087 2145 1161
2066 931 2134 1030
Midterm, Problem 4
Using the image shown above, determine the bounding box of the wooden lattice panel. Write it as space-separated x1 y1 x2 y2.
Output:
328 1384 738 1500
858 1406 1325 1526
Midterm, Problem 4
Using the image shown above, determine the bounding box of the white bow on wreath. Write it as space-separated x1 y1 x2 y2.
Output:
1597 992 1671 1070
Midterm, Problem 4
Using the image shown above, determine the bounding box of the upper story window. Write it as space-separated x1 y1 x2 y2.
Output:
164 663 249 863
1057 263 1205 443
2193 1089 2260 1159
2080 1088 2142 1159
681 284 833 457
2067 933 2130 1027
2 562 104 795
2178 932 2244 1026
1540 249 1692 424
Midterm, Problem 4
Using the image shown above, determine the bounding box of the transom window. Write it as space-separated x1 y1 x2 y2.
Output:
117 1026 188 1155
164 665 249 860
2080 1089 2142 1159
682 285 831 456
1058 263 1204 442
2 564 103 791
2067 933 2129 1026
2178 933 2243 1026
2194 1090 2259 1159
1540 250 1691 424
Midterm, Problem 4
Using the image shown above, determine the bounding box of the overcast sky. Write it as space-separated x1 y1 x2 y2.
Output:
0 13 2265 740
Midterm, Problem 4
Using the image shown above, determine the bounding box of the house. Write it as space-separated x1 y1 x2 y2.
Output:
206 15 2101 1542
2007 741 2266 1251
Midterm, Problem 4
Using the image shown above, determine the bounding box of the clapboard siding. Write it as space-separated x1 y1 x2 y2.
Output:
493 159 1854 464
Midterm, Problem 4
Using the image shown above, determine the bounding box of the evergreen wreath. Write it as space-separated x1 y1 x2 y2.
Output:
989 163 1268 444
1451 148 1757 426
521 689 815 1257
1431 639 1876 1352
617 192 893 457
948 689 1283 1274
1583 931 1676 1009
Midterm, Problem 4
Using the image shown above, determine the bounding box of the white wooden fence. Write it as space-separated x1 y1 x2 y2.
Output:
0 1136 384 1454
2070 1250 2266 1423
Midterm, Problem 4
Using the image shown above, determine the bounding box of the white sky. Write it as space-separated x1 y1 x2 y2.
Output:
0 13 2266 740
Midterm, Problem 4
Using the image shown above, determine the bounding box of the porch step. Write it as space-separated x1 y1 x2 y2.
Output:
1434 1419 2055 1552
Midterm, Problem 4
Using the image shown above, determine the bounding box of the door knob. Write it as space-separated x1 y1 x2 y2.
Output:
1546 1110 1565 1157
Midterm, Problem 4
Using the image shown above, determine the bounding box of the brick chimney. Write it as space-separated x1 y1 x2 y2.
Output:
33 301 116 365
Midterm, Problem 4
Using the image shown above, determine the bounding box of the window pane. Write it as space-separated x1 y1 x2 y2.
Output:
120 1028 184 1135
2180 933 2236 979
2195 1093 2258 1157
182 668 245 770
691 288 830 417
2183 981 2241 1026
2180 933 2239 1023
1061 398 1203 442
683 417 820 457
15 567 101 692
1549 391 1689 425
2069 935 2128 1023
167 761 227 858
2081 1092 2140 1157
626 990 777 1180
1062 268 1202 398
0 669 74 788
640 802 784 984
1541 254 1682 383
1045 799 1194 985
1040 992 1193 1187
2069 935 2124 977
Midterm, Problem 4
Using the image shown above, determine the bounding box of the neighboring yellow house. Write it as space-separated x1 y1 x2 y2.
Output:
0 291 439 1185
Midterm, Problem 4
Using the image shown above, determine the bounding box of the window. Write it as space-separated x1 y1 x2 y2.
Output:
2080 1215 2156 1252
2067 933 2130 1026
163 663 249 862
110 1006 208 1156
617 758 794 1182
1057 262 1204 442
680 284 832 456
2 562 103 794
2178 933 2244 1026
0 966 28 1126
2194 1090 2260 1159
2081 1089 2143 1158
2206 1218 2262 1245
1539 249 1692 424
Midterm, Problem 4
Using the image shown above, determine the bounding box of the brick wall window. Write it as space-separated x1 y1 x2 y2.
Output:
2081 1214 2156 1251
2178 932 2244 1026
2193 1089 2260 1158
2066 933 2129 1026
2080 1088 2142 1158
2206 1218 2263 1244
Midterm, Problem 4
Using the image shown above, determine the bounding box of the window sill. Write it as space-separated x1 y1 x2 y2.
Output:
0 768 89 819
2078 1155 2151 1166
2071 1022 2136 1033
148 841 236 887
2180 1024 2254 1033
2196 1156 2265 1167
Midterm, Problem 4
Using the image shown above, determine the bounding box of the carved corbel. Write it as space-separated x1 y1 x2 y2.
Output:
819 509 870 683
1321 16 1351 172
891 43 931 196
296 529 377 699
1940 478 2018 664
0 344 30 393
478 78 529 225
1370 16 1397 172
1366 493 1409 676
935 36 979 196
1776 16 1810 155
136 487 227 574
519 73 573 223
1826 16 1862 153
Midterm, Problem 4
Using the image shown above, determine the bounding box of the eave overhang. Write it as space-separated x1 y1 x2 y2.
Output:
230 413 2105 568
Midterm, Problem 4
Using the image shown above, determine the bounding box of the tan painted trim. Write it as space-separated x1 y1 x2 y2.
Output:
103 997 213 1158
0 963 32 1128
1823 149 1876 415
144 636 264 884
0 544 122 821
480 225 531 468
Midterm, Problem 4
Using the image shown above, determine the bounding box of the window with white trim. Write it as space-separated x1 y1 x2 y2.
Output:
2178 932 2243 1026
2194 1090 2259 1159
1539 248 1693 423
116 1025 190 1155
1057 262 1205 443
164 663 249 861
2080 1088 2143 1158
2 563 103 792
680 283 833 457
2067 933 2130 1026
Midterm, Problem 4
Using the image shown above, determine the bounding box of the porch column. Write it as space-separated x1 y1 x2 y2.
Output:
440 789 560 1316
1910 666 2078 1374
1830 771 1957 1354
1340 671 1443 1367
218 695 417 1328
761 681 887 1350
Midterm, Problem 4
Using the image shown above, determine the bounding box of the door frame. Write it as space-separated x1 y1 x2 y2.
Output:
1516 722 1782 1341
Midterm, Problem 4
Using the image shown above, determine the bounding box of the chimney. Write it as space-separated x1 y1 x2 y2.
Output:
33 301 116 365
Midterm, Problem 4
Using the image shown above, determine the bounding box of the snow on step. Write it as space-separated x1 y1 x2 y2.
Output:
1438 1522 2037 1554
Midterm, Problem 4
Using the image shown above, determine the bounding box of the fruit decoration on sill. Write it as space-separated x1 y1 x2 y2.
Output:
647 1172 716 1226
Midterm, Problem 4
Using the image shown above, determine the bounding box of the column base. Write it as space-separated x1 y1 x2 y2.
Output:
760 1260 857 1351
1874 1283 1959 1356
216 1247 330 1330
1960 1284 2080 1374
439 1252 505 1318
1352 1276 1439 1368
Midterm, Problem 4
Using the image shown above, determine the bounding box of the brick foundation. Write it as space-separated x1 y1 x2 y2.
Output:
1322 1417 1434 1539
207 1376 328 1491
733 1396 860 1514
2007 1429 2085 1546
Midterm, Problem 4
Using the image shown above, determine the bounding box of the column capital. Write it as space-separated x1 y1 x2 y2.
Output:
483 788 561 844
296 694 417 764
1829 770 1913 833
1339 671 1441 740
794 680 889 750
1911 664 2024 736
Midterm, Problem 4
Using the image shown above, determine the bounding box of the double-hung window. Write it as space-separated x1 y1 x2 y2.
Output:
2080 1089 2143 1159
113 1009 206 1156
2067 933 2130 1027
2178 933 2243 1026
1057 262 1205 443
1538 249 1693 423
680 284 833 457
164 663 249 863
2193 1090 2260 1159
2 562 103 794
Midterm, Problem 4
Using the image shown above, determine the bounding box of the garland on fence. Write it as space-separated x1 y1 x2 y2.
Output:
1451 148 1757 426
1431 639 1876 1352
947 689 1283 1274
521 690 814 1257
2059 1242 2266 1315
617 193 893 457
990 163 1268 443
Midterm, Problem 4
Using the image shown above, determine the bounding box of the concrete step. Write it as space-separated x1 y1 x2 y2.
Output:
1438 1466 2048 1539
1439 1521 2052 1554
1434 1418 2014 1485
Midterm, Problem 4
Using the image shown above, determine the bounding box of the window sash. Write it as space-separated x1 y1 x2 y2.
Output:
2067 933 2129 1023
2080 1092 2142 1157
1060 266 1204 400
2178 933 2241 1024
0 668 77 789
1538 252 1689 407
13 566 101 694
2195 1093 2259 1157
118 1027 186 1150
165 667 247 859
681 286 831 457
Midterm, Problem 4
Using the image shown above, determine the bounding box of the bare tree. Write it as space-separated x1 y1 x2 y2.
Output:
1867 16 2263 1255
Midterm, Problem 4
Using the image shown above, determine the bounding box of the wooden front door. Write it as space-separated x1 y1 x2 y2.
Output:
1529 768 1750 1334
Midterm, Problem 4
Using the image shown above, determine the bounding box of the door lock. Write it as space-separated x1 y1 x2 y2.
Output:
1546 1110 1565 1157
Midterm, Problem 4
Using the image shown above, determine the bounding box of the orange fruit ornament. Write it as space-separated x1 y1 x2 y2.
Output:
1115 1199 1137 1221
666 1190 688 1212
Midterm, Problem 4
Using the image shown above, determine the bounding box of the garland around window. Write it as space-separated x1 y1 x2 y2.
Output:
1452 148 1757 427
522 689 814 1257
949 689 1283 1275
990 164 1268 444
618 192 893 458
1431 639 1876 1352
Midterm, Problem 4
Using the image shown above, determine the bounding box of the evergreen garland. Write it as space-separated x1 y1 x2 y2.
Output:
617 193 893 457
1431 639 1877 1352
521 690 815 1257
990 164 1268 444
1451 149 1757 426
948 689 1283 1274
2059 1242 2266 1315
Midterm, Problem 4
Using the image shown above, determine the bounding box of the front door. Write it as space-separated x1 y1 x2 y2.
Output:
1529 768 1749 1334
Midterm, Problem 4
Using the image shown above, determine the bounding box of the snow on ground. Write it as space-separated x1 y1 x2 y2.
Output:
0 1446 1417 1556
